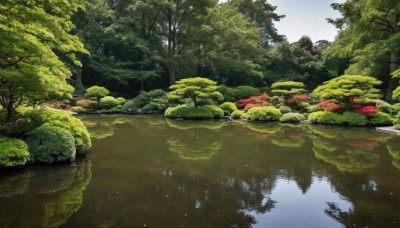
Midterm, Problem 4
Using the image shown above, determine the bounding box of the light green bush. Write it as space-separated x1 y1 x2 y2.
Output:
231 110 244 119
279 113 305 123
220 102 238 113
308 111 392 126
278 106 292 114
246 107 282 121
367 112 394 126
396 124 400 130
99 96 118 108
165 105 223 119
0 137 30 167
122 89 167 112
234 86 260 99
26 124 75 164
308 111 343 125
116 97 126 105
341 112 368 126
72 106 87 114
377 102 393 115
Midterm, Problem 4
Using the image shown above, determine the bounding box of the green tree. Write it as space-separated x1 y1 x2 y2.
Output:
84 86 110 105
312 75 382 110
271 81 306 105
0 0 87 122
167 77 223 108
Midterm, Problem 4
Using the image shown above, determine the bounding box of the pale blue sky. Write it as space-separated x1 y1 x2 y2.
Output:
220 0 346 43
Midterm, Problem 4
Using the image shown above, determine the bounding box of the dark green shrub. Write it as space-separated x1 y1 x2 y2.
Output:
246 107 282 121
100 96 118 108
367 112 394 126
218 85 236 102
377 102 393 115
25 108 91 153
308 111 343 125
269 96 281 105
0 137 30 167
122 89 167 112
392 103 400 114
72 106 87 114
278 106 292 114
396 124 400 130
220 102 238 113
26 124 75 164
231 110 244 119
234 86 260 99
108 106 122 113
116 97 126 105
341 112 367 126
279 113 305 123
165 105 223 119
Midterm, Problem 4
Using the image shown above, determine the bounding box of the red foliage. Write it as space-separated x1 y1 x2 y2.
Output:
349 139 378 148
235 93 271 109
288 94 309 106
355 105 377 116
316 99 341 112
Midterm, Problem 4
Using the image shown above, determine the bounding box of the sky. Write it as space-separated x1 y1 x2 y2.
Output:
220 0 346 43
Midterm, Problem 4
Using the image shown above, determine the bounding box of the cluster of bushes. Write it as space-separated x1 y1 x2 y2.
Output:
308 111 394 126
0 108 91 167
121 89 168 114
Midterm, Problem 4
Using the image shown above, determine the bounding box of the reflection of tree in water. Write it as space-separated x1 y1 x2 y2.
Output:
166 118 225 130
79 115 126 139
387 143 400 170
0 159 91 227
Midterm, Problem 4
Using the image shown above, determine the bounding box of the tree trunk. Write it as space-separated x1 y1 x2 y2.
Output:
5 96 13 123
167 10 176 85
193 95 197 108
387 12 399 100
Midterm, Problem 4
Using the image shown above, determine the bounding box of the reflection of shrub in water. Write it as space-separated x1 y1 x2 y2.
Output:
244 122 282 134
168 138 222 160
0 172 32 197
166 118 225 130
387 145 400 170
271 137 305 148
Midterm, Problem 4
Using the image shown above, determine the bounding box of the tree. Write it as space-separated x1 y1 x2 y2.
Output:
84 86 110 105
0 0 87 122
312 75 382 111
271 81 306 105
167 77 223 108
326 0 400 99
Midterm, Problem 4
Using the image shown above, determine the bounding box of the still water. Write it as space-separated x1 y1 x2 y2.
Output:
1 115 400 227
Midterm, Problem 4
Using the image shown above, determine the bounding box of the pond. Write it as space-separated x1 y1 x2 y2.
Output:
1 115 400 227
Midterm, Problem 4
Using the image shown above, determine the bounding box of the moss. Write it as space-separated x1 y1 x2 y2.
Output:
279 113 305 123
231 110 244 119
26 124 75 164
219 102 238 113
246 106 282 121
0 137 30 167
165 105 223 119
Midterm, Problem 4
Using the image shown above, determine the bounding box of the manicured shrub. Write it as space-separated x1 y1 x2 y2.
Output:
377 102 393 115
308 111 343 125
25 108 91 153
354 105 377 116
235 93 271 110
341 112 367 126
220 102 238 113
234 85 260 99
218 85 236 102
116 97 126 105
392 103 400 114
316 99 342 112
271 81 306 105
278 106 292 114
279 113 305 123
122 90 167 113
231 110 244 119
0 137 30 167
26 124 75 164
366 112 394 126
288 94 309 106
269 96 281 106
72 106 87 114
84 86 109 105
142 101 167 113
165 105 223 119
395 124 400 130
108 106 122 113
100 96 118 108
246 107 282 121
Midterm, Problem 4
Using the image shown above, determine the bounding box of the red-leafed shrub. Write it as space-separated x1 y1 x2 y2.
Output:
288 94 309 106
76 99 97 109
349 139 377 148
235 93 271 109
354 105 377 116
316 99 342 112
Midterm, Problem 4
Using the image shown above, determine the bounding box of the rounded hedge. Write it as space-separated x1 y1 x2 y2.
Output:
366 112 394 126
26 124 75 164
165 105 224 119
279 113 306 123
231 110 244 119
219 102 238 113
308 111 343 125
72 106 87 114
341 112 367 126
308 111 393 126
246 107 282 121
0 137 30 167
278 106 292 114
234 86 260 99
100 96 118 108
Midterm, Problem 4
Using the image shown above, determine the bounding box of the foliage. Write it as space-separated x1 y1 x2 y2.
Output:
26 124 75 164
235 93 271 110
122 89 167 113
341 112 368 126
231 110 245 119
316 99 342 112
0 0 87 122
308 111 344 125
84 86 109 104
116 97 126 105
25 108 91 154
99 96 118 109
76 99 97 110
168 77 223 108
234 86 260 100
246 107 282 121
218 85 236 102
271 81 306 104
393 87 400 101
0 137 30 167
219 102 238 113
376 101 393 115
165 105 224 119
354 106 377 116
287 94 309 108
71 106 87 114
366 112 394 126
278 106 292 114
309 110 392 126
279 113 306 123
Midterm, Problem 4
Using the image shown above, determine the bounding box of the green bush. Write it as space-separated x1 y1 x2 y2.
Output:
0 137 30 167
116 97 126 105
219 102 238 113
308 111 343 125
218 85 236 102
26 124 75 164
25 108 91 154
367 112 394 126
246 107 282 121
231 110 244 119
122 89 167 112
165 105 223 119
392 103 400 114
278 106 292 114
377 102 393 115
234 86 260 99
279 113 305 123
395 124 400 130
269 96 281 105
72 106 87 114
108 106 122 113
341 112 367 126
99 96 118 108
